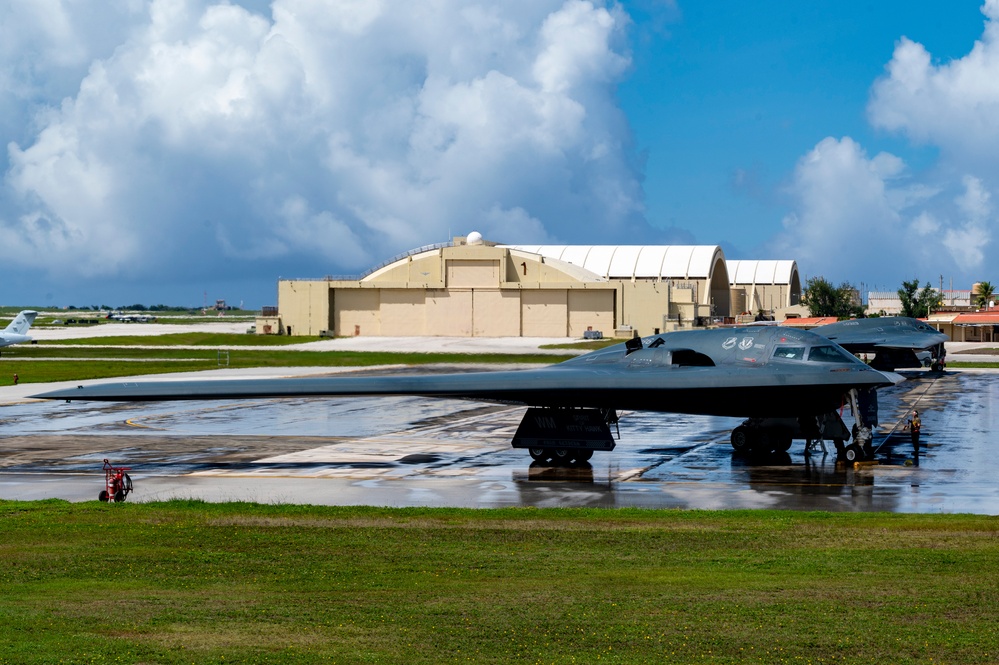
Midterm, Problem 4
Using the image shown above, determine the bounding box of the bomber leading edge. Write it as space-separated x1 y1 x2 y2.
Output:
34 327 901 464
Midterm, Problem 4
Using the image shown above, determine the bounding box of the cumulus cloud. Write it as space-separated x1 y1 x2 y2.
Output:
773 139 994 284
0 0 644 301
868 1 999 166
772 137 904 276
775 1 999 288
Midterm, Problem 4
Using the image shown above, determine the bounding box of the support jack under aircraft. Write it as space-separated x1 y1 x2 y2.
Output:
35 326 903 465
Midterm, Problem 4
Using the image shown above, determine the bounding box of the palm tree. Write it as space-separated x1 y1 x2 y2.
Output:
976 281 995 310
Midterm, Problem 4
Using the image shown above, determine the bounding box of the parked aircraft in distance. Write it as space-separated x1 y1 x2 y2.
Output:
36 326 902 463
107 311 157 323
0 310 38 355
812 317 949 371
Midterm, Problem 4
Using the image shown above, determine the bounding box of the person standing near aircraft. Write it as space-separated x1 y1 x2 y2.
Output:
13 373 18 385
905 410 922 447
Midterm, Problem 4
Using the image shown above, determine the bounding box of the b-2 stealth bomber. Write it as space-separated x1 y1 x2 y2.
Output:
812 316 948 371
34 326 900 463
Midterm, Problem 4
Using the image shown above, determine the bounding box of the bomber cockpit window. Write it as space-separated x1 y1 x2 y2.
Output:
807 345 854 363
773 346 806 360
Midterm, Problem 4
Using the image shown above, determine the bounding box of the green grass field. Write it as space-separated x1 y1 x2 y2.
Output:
1 502 997 664
0 346 571 385
41 332 319 346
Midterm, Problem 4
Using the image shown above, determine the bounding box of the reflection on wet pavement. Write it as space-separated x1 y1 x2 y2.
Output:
1 370 998 513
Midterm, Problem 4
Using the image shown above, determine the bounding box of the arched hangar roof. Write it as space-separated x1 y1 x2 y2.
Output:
503 245 727 280
726 260 798 285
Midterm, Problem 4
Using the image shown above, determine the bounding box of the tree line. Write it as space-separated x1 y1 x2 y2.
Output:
803 277 995 319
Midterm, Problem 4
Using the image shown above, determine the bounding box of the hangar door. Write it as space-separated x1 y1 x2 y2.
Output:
425 289 473 336
567 290 615 337
522 290 568 337
380 289 425 335
334 289 381 336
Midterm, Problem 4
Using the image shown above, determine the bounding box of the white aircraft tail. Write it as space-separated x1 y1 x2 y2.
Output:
4 310 38 335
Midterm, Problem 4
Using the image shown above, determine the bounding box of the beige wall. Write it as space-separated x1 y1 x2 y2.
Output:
617 281 671 335
255 316 282 335
334 289 380 336
735 284 792 313
278 281 331 336
447 260 500 287
474 290 521 336
366 251 445 285
426 289 473 336
380 289 425 335
522 290 568 336
567 290 614 336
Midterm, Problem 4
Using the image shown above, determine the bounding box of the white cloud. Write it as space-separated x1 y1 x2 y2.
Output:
0 0 642 294
773 138 994 283
910 211 939 237
868 2 999 166
942 175 991 269
772 137 903 274
773 2 999 289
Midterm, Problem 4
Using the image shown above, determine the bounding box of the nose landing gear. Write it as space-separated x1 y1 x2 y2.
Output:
731 387 879 462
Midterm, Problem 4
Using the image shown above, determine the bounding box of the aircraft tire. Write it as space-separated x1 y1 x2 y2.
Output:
775 435 793 452
756 430 772 453
529 448 555 465
553 448 573 465
844 444 863 462
730 426 751 452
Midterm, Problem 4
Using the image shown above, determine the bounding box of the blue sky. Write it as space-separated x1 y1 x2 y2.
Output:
621 2 987 272
1 0 996 308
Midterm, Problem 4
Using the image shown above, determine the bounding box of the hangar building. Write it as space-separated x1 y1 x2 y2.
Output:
726 260 802 315
272 235 800 338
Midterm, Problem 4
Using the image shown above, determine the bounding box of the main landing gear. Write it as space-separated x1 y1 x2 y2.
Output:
527 447 594 465
730 415 867 460
730 389 879 462
512 407 617 466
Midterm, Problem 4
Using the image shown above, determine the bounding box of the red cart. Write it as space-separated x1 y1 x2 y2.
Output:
99 459 133 503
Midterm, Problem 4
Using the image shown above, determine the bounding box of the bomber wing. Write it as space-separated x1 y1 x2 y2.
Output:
34 326 900 463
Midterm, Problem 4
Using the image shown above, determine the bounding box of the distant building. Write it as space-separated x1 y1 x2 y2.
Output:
272 235 800 338
868 289 975 317
867 291 903 316
725 260 802 316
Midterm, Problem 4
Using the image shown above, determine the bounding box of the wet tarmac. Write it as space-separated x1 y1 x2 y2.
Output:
1 368 997 513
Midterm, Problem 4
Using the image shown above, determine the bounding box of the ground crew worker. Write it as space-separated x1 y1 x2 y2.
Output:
905 410 921 447
12 373 18 385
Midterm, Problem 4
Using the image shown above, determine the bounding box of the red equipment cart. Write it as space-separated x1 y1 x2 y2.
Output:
99 458 133 503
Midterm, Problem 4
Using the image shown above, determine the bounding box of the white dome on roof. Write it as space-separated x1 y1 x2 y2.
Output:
467 231 483 245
